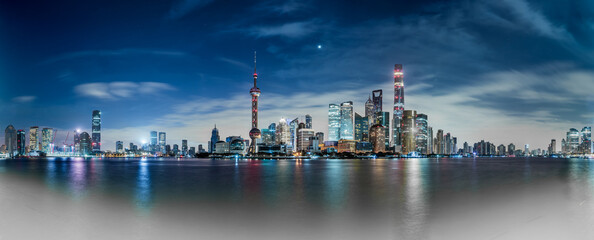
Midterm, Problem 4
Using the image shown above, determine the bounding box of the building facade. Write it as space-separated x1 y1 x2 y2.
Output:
393 64 404 152
92 110 101 151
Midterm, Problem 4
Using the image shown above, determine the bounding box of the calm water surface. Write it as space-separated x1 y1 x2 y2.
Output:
0 157 593 239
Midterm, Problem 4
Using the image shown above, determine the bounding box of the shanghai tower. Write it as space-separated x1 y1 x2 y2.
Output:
393 64 404 152
248 52 262 155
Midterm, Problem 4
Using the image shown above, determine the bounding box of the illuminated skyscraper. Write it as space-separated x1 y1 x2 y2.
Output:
401 110 416 154
248 52 262 154
289 118 299 149
150 131 157 146
209 125 220 153
508 143 516 155
297 128 315 151
372 90 382 124
415 113 428 154
378 112 390 150
182 140 188 155
92 110 101 151
41 128 54 154
393 64 404 152
365 95 374 126
79 132 92 155
4 125 16 157
159 132 166 151
581 126 591 154
16 129 26 156
275 119 291 145
566 128 579 154
436 129 444 155
340 101 354 140
116 141 124 154
370 124 385 153
427 126 433 154
315 132 324 143
354 113 369 142
305 115 312 129
29 126 39 152
328 104 341 141
548 139 556 154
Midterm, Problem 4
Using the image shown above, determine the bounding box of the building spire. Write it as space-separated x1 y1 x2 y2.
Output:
254 51 257 74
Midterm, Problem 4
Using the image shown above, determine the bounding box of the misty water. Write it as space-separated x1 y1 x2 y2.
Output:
0 157 593 239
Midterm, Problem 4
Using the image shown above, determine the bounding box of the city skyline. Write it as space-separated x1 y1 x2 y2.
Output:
1 0 594 151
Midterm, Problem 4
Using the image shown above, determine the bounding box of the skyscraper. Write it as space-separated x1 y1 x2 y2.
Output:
401 110 416 154
372 90 382 124
209 125 220 153
276 119 291 145
150 131 158 149
29 126 39 152
365 95 374 126
328 104 341 141
73 130 80 153
16 130 26 156
370 124 385 153
427 126 433 154
340 101 354 140
116 141 124 154
182 140 188 155
566 128 579 154
393 64 404 152
41 128 54 154
581 126 591 154
92 110 101 151
354 113 369 142
4 125 17 157
379 112 390 150
289 118 299 149
436 129 444 155
415 113 428 154
248 52 262 154
159 132 166 151
315 132 324 143
548 139 556 154
79 132 92 155
305 115 312 129
297 128 315 152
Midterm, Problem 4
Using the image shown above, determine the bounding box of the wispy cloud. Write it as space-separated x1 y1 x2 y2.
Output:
12 96 36 103
256 0 311 15
74 82 176 100
41 49 188 65
249 21 318 38
216 57 251 70
166 0 214 20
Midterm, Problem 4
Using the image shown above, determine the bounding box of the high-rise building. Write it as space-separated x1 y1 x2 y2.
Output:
29 126 39 152
393 64 404 152
73 130 80 153
524 144 530 156
297 128 315 152
415 113 428 154
548 139 556 154
372 90 382 124
566 128 579 154
159 132 166 151
315 132 325 143
16 130 26 156
581 126 592 154
370 124 385 153
365 95 374 126
401 110 416 154
262 128 275 146
182 140 188 155
436 129 444 155
150 131 158 149
379 112 390 150
328 104 341 141
445 133 452 155
267 123 276 144
340 101 354 140
289 118 299 149
508 143 516 155
354 113 369 142
41 128 54 154
92 110 101 151
497 144 506 156
4 125 17 157
248 52 262 155
275 119 291 145
116 141 124 154
209 125 220 153
79 132 92 155
198 144 205 153
427 127 433 154
305 115 312 129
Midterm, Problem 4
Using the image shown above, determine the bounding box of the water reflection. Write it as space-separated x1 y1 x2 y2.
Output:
135 160 153 212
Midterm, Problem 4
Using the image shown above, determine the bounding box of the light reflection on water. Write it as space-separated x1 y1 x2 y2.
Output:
1 157 594 239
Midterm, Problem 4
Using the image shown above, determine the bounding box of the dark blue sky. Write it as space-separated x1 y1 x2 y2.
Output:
1 0 593 150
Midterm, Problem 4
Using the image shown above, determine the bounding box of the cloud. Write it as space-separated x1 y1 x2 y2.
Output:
249 21 318 38
216 57 251 70
166 0 214 20
12 96 36 103
41 49 188 65
256 0 311 15
74 82 176 100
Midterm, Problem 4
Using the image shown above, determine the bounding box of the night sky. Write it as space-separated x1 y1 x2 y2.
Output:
1 0 593 151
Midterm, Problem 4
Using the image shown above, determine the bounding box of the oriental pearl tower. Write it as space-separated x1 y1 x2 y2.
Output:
249 51 261 155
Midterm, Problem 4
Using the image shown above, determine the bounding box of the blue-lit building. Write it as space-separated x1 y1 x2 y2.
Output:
92 110 101 151
209 125 220 153
328 104 340 141
355 112 369 142
340 101 354 140
16 129 26 156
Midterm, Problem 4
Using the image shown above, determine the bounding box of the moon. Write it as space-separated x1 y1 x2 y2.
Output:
317 45 322 49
